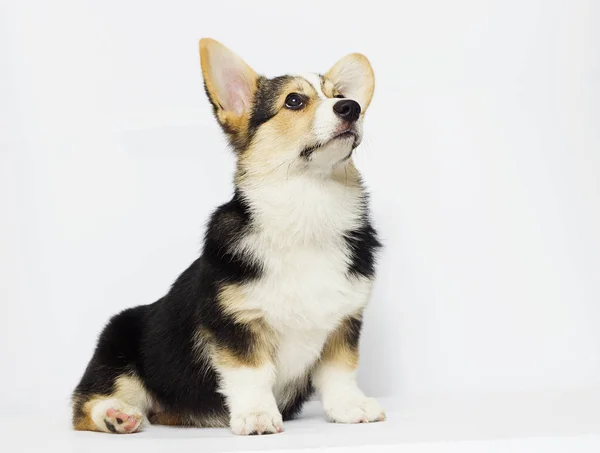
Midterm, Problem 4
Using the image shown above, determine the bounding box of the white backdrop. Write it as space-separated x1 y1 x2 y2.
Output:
1 0 599 416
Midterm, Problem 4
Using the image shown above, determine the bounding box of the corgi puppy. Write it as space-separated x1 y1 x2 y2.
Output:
72 38 383 435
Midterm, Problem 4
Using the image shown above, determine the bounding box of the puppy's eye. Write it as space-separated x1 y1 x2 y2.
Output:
334 94 345 99
285 93 305 110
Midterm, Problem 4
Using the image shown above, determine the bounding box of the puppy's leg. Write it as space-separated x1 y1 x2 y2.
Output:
73 375 151 433
218 361 282 435
312 314 385 423
209 311 281 435
72 306 153 433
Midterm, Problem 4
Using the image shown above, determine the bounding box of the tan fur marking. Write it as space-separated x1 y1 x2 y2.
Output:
320 316 362 370
73 395 102 432
211 283 278 368
114 375 153 412
218 284 263 323
212 318 276 368
237 77 323 178
321 78 338 98
270 83 319 135
192 413 230 428
149 412 187 426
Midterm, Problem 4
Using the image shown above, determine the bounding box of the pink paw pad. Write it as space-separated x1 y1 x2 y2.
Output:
104 408 142 433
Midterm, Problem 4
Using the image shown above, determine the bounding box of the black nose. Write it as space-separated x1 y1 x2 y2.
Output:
333 99 361 122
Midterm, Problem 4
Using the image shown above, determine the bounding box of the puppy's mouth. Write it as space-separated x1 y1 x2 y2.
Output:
332 129 358 143
300 129 360 160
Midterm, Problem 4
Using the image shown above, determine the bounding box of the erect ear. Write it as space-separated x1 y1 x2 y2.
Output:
325 53 375 112
199 38 258 131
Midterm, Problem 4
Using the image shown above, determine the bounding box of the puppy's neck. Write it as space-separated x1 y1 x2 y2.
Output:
233 157 364 244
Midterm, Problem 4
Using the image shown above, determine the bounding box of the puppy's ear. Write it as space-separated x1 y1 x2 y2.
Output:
199 38 258 133
325 53 375 112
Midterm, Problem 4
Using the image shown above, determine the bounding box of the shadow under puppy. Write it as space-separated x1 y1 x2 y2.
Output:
72 38 384 435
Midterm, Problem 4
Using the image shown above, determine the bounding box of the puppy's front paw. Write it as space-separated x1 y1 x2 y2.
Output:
230 409 284 435
324 396 385 424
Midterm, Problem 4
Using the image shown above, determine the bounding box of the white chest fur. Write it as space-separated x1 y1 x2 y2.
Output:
245 239 372 382
238 171 373 390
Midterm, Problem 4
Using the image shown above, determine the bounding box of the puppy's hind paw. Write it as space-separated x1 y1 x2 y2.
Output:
90 399 145 434
104 406 144 433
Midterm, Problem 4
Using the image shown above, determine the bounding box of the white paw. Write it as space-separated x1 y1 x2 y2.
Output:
324 397 386 424
230 409 284 435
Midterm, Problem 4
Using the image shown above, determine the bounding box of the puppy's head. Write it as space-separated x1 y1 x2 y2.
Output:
199 38 374 174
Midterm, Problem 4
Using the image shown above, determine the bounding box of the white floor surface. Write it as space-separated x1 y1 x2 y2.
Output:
2 391 600 453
